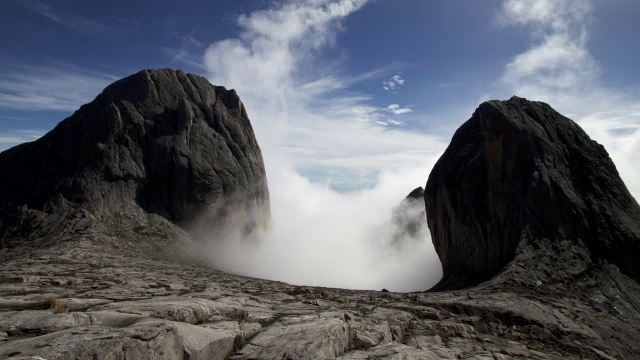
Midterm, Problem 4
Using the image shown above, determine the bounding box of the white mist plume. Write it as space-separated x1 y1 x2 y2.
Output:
198 158 442 291
198 0 446 292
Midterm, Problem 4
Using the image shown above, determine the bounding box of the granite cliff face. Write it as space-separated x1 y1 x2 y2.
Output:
425 96 640 291
0 69 270 246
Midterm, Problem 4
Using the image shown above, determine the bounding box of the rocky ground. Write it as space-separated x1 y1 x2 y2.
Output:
1 227 638 359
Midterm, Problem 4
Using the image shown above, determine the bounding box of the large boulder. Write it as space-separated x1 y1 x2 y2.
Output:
0 69 269 246
425 96 640 291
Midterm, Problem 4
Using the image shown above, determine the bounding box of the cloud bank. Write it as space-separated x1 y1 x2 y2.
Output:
198 0 445 292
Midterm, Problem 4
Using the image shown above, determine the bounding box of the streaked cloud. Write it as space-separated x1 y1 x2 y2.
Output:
0 129 45 152
162 36 207 71
0 65 117 111
388 119 406 126
19 0 112 33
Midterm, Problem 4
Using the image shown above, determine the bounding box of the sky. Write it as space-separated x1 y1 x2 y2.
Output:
1 0 639 291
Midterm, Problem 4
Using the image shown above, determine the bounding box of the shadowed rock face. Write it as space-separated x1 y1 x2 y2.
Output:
0 69 269 244
389 187 426 249
425 96 640 291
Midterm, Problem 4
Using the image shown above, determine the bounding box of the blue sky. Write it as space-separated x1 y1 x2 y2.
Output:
1 0 639 193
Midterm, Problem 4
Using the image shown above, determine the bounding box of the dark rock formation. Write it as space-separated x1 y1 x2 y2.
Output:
0 69 269 246
405 186 424 200
389 187 426 248
425 96 640 291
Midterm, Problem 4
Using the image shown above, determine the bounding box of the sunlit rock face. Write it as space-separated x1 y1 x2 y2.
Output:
0 69 270 246
425 96 640 291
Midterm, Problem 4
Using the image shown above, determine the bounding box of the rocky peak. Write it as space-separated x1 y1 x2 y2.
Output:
405 186 424 200
0 69 269 245
94 69 247 118
425 96 640 291
388 187 427 249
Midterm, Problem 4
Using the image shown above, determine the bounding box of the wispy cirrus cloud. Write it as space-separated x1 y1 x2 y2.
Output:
388 119 406 126
0 65 117 111
0 129 45 152
18 0 112 33
162 36 207 71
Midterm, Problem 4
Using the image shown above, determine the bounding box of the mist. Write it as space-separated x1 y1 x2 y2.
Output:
186 0 639 293
192 154 443 292
182 0 449 292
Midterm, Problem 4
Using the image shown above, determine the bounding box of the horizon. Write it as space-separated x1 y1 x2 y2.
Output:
1 0 639 291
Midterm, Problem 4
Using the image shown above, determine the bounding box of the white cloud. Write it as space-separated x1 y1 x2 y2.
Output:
195 160 443 291
388 119 406 126
500 0 597 92
383 74 405 91
499 0 591 32
198 0 445 291
0 65 117 111
387 103 413 115
0 130 45 152
499 0 640 201
203 0 438 186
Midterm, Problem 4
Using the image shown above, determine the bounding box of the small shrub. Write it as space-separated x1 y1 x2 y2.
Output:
42 293 57 309
42 293 68 314
52 302 68 314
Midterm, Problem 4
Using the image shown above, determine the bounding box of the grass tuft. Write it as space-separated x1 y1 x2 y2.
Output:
42 293 68 313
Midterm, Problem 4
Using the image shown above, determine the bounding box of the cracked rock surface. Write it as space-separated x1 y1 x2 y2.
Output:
1 227 639 359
